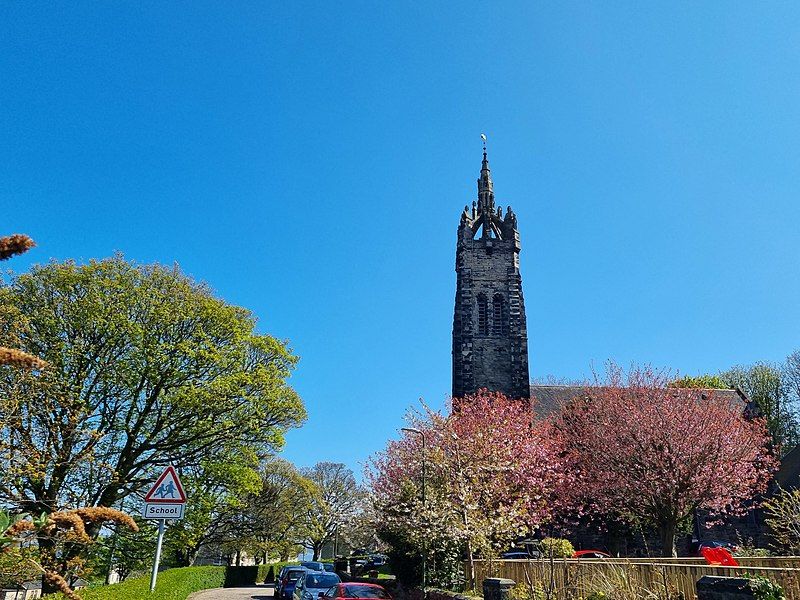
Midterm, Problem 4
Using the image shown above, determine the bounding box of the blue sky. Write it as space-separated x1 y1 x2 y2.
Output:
3 2 800 476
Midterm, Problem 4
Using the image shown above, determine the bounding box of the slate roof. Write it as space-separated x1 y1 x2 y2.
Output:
775 445 800 490
529 384 756 420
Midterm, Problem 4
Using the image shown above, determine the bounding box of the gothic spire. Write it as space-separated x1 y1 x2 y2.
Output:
477 134 495 237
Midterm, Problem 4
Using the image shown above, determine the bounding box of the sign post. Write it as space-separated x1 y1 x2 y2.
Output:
143 466 187 592
150 518 166 592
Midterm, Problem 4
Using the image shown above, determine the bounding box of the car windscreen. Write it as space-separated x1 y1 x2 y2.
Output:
343 586 391 599
287 570 306 581
306 575 340 589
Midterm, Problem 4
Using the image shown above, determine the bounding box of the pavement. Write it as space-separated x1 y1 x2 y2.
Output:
188 583 274 600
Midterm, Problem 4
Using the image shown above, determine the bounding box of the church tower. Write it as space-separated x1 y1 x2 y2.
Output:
452 143 530 400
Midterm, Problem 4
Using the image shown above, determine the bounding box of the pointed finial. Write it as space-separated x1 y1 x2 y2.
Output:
480 132 487 153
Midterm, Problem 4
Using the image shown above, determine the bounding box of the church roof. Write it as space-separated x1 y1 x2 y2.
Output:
530 384 755 419
775 445 800 490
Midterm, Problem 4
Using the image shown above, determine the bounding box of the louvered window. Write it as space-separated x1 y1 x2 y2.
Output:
477 295 488 335
492 294 508 336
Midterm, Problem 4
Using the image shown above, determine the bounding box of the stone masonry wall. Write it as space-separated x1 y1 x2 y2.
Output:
452 222 529 400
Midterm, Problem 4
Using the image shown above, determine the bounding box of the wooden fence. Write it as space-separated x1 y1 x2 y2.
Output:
468 558 800 599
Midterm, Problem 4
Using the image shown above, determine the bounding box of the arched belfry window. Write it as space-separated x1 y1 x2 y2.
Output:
477 295 488 335
492 294 508 336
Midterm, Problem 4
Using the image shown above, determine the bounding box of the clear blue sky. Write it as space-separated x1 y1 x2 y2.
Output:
3 2 800 476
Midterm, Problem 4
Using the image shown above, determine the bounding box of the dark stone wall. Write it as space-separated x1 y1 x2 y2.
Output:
696 576 756 600
452 161 530 401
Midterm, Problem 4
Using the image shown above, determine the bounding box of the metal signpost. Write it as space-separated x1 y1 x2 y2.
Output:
143 465 187 592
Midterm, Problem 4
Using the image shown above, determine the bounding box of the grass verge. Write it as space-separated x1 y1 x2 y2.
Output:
46 566 225 600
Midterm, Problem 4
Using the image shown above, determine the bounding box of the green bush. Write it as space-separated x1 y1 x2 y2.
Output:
45 566 225 600
539 538 575 558
746 575 786 600
509 583 544 600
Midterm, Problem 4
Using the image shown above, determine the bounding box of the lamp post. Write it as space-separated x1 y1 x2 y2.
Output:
401 427 426 595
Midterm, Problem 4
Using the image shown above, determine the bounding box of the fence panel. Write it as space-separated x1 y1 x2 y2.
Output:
469 558 800 599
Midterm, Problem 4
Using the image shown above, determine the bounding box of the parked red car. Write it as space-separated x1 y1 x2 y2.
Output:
700 546 738 566
319 583 392 600
572 550 611 559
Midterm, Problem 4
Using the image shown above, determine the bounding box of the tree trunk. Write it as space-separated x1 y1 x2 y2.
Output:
660 520 678 557
466 538 476 592
38 536 62 596
187 545 200 566
312 544 321 561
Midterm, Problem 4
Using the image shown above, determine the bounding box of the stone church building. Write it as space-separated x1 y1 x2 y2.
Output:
450 145 755 415
448 146 797 554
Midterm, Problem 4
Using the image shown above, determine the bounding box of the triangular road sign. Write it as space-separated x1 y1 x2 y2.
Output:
144 466 187 504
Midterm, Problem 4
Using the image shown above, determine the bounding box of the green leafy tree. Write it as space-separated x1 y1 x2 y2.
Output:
722 363 798 450
241 459 318 562
668 374 729 389
763 486 800 555
782 350 800 447
164 457 262 567
167 458 318 566
88 515 157 582
0 256 306 587
301 462 365 560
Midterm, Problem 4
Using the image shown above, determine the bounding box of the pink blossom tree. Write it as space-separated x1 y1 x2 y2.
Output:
551 366 776 557
369 391 571 588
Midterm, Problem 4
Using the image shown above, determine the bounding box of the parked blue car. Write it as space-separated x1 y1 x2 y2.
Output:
278 566 308 600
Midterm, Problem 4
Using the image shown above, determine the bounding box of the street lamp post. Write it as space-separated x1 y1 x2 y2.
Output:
401 427 426 595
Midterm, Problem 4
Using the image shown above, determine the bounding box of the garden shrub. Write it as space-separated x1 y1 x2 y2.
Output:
538 538 574 558
746 575 786 600
509 582 544 600
380 527 464 589
45 566 225 599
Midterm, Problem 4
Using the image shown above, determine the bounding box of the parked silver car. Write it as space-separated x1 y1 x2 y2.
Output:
293 571 341 600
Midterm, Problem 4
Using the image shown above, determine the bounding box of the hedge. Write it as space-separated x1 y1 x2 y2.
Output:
261 561 296 584
45 566 225 600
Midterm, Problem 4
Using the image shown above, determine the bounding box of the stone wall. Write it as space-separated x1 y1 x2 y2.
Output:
696 576 757 600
